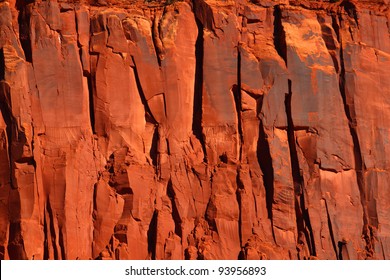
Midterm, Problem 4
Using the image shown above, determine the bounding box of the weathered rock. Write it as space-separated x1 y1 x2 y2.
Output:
0 0 389 260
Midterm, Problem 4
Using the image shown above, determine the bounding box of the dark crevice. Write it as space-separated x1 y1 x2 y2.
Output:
60 4 73 13
366 226 376 258
17 6 33 63
74 9 82 47
300 196 316 256
116 187 133 196
46 200 59 260
257 121 274 220
131 57 158 125
341 1 359 28
0 82 15 188
162 93 167 118
317 14 337 50
92 183 98 218
87 74 96 134
324 200 339 259
318 14 340 73
238 250 245 260
236 171 244 247
331 14 341 42
165 138 170 156
167 179 182 238
43 207 49 259
257 121 274 222
0 48 5 80
338 240 350 260
285 80 317 257
132 59 160 168
192 16 207 162
295 197 315 259
236 48 242 114
192 0 215 32
337 21 372 258
15 0 34 10
257 93 276 242
219 152 228 164
114 247 120 260
147 210 158 260
232 85 242 161
150 127 159 167
151 15 162 67
338 241 344 260
285 80 303 185
1 76 37 260
0 245 4 260
7 222 27 259
232 46 243 161
273 5 287 66
247 18 261 24
58 228 66 260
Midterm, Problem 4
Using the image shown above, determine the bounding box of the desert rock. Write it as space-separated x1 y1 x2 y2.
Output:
0 0 389 260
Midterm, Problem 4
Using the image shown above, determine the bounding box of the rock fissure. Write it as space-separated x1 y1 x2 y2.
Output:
257 120 274 222
285 79 316 257
273 5 287 66
337 15 373 258
324 199 339 259
233 46 243 162
192 16 205 154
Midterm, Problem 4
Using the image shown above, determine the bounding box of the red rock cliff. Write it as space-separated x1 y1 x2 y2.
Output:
0 0 389 260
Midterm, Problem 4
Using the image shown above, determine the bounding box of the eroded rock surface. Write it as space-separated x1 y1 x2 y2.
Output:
0 0 389 260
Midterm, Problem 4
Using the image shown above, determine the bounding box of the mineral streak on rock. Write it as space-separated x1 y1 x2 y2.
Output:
0 0 389 260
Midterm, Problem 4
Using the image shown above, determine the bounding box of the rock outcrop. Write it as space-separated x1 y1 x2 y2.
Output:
0 0 389 260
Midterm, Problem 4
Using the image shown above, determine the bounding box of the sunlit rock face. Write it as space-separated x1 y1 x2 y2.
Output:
0 0 389 260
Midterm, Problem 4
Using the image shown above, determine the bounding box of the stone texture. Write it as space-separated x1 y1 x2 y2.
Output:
0 0 389 260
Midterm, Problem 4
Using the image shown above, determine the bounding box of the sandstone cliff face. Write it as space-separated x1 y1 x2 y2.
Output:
0 0 389 260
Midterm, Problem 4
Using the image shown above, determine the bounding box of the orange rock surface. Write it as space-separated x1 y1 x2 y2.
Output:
0 0 389 260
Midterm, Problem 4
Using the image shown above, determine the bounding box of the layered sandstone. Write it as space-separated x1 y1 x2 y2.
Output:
0 0 389 260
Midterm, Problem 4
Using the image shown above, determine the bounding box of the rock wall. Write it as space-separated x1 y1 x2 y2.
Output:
0 0 389 260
